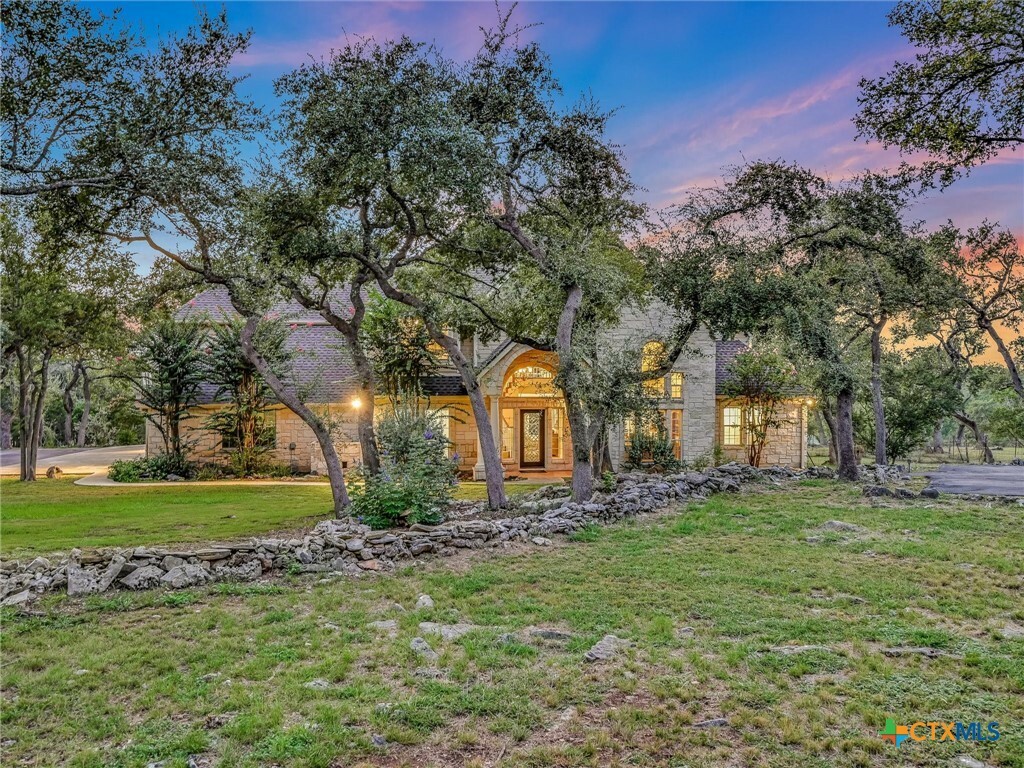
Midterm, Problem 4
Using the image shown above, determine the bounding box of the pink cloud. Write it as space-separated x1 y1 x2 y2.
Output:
234 2 540 68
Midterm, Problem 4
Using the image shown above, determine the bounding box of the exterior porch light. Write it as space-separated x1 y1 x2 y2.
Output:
351 397 362 409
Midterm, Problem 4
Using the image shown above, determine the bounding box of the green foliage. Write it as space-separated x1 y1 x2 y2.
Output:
201 318 290 475
622 409 681 473
108 454 195 482
118 318 206 459
350 407 458 529
855 348 963 463
855 0 1024 184
361 295 441 403
722 348 798 467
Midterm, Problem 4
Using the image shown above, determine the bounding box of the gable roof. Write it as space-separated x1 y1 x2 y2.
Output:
177 288 358 405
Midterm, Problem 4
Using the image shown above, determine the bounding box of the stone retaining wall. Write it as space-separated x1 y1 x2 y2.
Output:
0 463 835 607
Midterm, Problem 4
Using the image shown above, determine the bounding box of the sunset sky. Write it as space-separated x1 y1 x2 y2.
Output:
96 1 1023 268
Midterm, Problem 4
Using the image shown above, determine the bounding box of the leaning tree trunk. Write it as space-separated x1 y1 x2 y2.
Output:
953 411 995 464
835 386 859 481
239 317 350 514
982 321 1024 399
870 321 888 466
425 322 507 510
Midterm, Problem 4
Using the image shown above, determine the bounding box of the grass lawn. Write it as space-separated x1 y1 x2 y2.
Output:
0 478 536 556
2 482 1022 767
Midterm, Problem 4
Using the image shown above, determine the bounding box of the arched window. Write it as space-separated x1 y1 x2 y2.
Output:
503 365 557 397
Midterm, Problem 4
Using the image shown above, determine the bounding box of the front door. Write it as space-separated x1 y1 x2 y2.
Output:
519 409 545 468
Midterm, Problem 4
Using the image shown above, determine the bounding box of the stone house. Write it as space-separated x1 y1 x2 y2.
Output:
150 289 808 475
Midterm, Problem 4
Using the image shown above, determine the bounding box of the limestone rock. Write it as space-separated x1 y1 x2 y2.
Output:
415 594 435 610
67 564 101 597
120 565 165 590
161 564 211 589
419 621 479 641
410 636 438 662
584 634 629 662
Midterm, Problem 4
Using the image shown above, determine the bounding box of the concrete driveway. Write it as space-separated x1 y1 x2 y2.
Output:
923 464 1024 497
0 445 145 476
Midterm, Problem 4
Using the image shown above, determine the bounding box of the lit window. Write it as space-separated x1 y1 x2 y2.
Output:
641 341 667 397
550 408 563 459
623 415 635 447
669 372 683 399
669 409 682 460
722 406 742 446
501 408 514 460
504 365 556 397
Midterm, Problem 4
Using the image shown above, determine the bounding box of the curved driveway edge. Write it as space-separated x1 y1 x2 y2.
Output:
923 464 1024 497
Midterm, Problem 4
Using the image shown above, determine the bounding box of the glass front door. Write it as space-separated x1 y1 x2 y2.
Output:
519 409 545 468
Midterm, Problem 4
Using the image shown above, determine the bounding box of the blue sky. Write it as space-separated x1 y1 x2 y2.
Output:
96 1 1023 267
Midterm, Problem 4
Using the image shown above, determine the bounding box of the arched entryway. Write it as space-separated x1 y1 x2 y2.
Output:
497 351 571 475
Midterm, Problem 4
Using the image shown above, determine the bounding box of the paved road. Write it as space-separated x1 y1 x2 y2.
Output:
923 464 1024 497
0 445 145 476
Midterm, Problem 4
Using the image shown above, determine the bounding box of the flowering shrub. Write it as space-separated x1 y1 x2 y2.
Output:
350 407 458 529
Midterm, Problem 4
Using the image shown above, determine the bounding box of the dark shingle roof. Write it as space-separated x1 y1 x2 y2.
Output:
179 288 358 405
421 376 467 397
714 339 749 395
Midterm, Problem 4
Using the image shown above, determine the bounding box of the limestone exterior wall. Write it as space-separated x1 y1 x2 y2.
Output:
715 398 808 468
603 306 719 468
145 405 361 473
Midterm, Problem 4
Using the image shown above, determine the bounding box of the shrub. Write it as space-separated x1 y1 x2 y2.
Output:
350 407 458 529
108 454 195 482
622 411 681 473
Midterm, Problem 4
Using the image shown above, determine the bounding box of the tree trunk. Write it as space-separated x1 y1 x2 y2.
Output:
239 317 350 514
567 403 595 501
345 345 380 475
927 421 943 454
870 320 888 466
819 400 839 465
62 362 82 446
76 364 91 447
362 274 506 508
17 348 51 482
835 386 859 481
983 322 1024 399
426 323 506 510
953 411 995 464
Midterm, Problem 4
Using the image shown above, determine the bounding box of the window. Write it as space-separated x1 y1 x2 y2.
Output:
668 409 682 460
641 341 667 397
501 408 514 460
221 411 276 450
722 406 742 446
669 372 684 399
623 415 635 448
504 365 556 397
550 408 563 459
